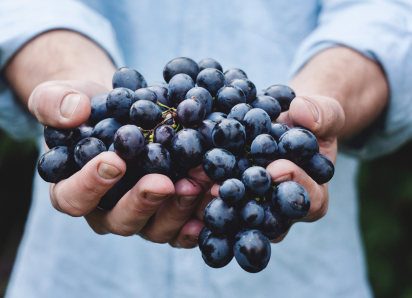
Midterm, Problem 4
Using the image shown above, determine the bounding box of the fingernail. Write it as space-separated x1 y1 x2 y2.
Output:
302 98 319 122
146 192 166 202
61 94 81 118
178 195 198 207
98 163 120 179
274 174 292 184
187 235 198 243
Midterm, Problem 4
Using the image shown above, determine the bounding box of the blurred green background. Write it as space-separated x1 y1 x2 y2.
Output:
0 130 411 298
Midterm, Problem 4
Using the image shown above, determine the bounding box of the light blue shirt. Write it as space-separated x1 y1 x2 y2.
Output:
1 0 412 297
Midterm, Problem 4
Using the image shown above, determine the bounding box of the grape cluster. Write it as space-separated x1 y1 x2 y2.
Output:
37 57 335 273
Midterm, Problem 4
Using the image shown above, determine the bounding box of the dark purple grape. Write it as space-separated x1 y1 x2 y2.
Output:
278 128 319 165
203 197 239 236
224 68 247 84
132 88 158 103
197 120 216 150
300 153 335 184
259 203 291 240
112 67 147 91
242 166 271 197
113 125 145 161
240 200 265 228
147 86 169 106
196 68 226 97
212 118 246 154
167 74 195 107
74 137 107 168
201 234 233 268
250 134 278 167
270 122 290 142
44 126 81 149
185 87 213 116
89 93 110 125
37 146 78 183
273 181 310 219
106 87 134 123
149 81 168 88
168 162 189 183
265 85 296 112
202 148 237 182
91 118 122 148
139 143 171 175
198 226 212 251
163 57 199 83
242 108 271 143
251 95 281 121
206 112 227 123
229 78 257 104
198 58 223 72
79 126 93 139
216 86 246 114
129 100 163 130
219 178 245 205
153 125 176 150
233 229 270 273
236 157 252 179
176 98 205 127
227 103 252 122
170 129 206 169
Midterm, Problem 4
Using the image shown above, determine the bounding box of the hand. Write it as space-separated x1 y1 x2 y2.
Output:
30 80 212 247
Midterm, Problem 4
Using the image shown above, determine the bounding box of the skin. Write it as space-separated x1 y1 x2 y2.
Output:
5 30 388 247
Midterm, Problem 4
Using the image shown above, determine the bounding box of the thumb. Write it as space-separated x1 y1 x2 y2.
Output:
28 80 109 129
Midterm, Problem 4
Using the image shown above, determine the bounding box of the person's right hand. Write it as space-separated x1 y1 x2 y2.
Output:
30 80 213 247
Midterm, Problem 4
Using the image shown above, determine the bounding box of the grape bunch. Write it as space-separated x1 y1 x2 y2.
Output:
37 57 335 272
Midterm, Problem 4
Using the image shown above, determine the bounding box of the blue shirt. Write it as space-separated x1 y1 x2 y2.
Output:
1 0 412 297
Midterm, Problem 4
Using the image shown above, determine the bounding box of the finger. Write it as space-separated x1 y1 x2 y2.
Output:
288 95 345 139
267 159 328 222
85 174 175 236
169 218 205 249
188 165 214 190
210 184 220 198
28 80 109 129
50 152 126 217
138 178 203 243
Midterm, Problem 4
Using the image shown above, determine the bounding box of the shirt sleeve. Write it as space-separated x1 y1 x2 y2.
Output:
288 0 412 160
0 0 125 140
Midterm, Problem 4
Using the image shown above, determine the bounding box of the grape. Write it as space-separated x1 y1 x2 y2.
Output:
212 118 246 154
227 103 252 122
270 122 290 142
229 78 257 104
300 153 334 184
242 166 271 196
37 146 78 183
74 137 107 168
153 125 176 150
202 148 237 182
196 68 226 97
113 125 145 161
206 112 227 123
265 85 296 112
198 226 212 251
112 67 147 91
185 87 213 116
224 68 247 84
201 234 233 268
44 126 81 149
272 181 310 219
219 178 245 205
129 100 163 130
198 58 223 72
216 86 246 114
240 200 265 228
251 95 281 121
79 126 93 139
106 87 134 123
170 129 206 169
139 143 171 175
278 128 319 165
176 98 205 127
91 118 122 148
203 197 239 236
89 93 110 125
132 88 158 103
242 108 271 143
197 120 216 150
258 203 291 240
250 134 278 167
167 73 195 107
147 86 169 106
163 57 199 83
168 162 189 183
233 229 271 273
236 157 252 179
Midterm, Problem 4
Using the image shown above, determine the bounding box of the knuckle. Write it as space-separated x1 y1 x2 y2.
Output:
80 178 107 198
107 223 136 237
58 196 87 217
